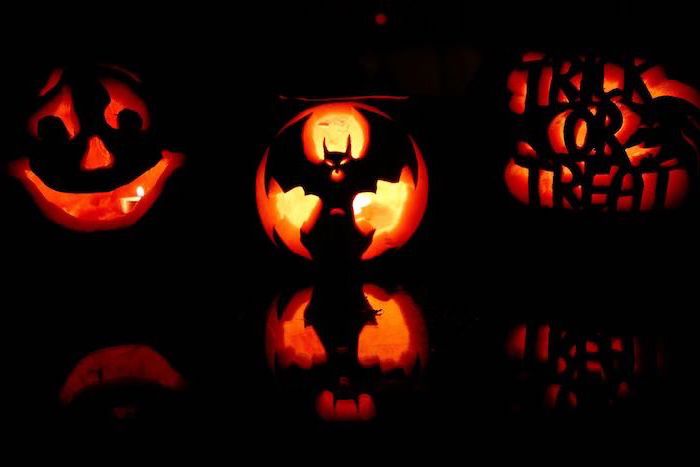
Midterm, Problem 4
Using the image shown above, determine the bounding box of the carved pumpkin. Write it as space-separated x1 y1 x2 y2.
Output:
505 53 700 211
256 101 428 260
9 65 184 231
60 344 186 426
505 322 663 410
265 283 428 422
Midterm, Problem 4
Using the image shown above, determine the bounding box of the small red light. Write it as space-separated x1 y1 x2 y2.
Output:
374 12 388 26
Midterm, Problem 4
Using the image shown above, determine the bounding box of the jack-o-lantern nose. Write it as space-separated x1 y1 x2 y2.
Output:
80 136 115 171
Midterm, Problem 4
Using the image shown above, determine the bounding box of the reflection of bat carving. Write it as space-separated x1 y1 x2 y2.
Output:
265 282 429 422
257 101 428 261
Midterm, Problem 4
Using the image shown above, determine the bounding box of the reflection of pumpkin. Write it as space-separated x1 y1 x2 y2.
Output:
265 284 428 422
256 101 428 260
505 322 663 410
505 53 700 211
60 344 186 425
9 65 184 231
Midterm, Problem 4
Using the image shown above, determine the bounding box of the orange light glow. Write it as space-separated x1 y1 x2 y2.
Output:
538 170 554 208
265 284 427 374
301 103 369 162
665 169 689 208
265 288 327 370
626 143 661 167
266 284 427 422
358 284 429 374
374 12 388 26
548 110 571 154
508 70 528 114
545 384 561 409
614 101 641 145
506 323 658 410
9 151 184 232
504 159 530 205
256 152 322 259
316 390 376 422
80 136 115 171
603 64 625 93
642 66 700 108
39 68 63 97
507 54 700 211
536 324 550 363
59 344 185 405
538 66 553 107
352 138 428 260
29 85 80 139
102 78 150 130
505 324 527 360
574 119 587 149
517 141 537 157
522 51 545 62
258 102 427 260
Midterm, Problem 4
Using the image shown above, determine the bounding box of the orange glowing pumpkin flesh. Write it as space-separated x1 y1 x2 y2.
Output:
505 54 700 211
10 151 183 232
505 323 661 410
60 344 186 406
11 67 184 231
265 284 428 422
256 102 428 260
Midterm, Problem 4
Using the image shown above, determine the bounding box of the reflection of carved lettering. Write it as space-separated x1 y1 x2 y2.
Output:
505 54 700 211
506 323 663 410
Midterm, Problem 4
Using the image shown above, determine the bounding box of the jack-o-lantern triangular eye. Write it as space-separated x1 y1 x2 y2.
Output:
101 78 150 131
29 85 81 140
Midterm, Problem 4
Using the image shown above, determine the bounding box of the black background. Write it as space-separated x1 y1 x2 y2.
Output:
2 1 697 460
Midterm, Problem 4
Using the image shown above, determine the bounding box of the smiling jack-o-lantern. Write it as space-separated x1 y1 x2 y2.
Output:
505 321 663 410
505 53 700 211
256 101 428 260
59 344 186 427
9 65 184 231
265 283 428 422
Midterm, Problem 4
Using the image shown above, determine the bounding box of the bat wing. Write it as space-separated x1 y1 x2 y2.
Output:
345 110 419 194
264 115 326 197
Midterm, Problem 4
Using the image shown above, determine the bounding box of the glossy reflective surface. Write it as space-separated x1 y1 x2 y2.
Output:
3 1 694 461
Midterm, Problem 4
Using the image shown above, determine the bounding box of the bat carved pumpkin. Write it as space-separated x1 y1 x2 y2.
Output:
9 65 184 231
256 101 428 260
505 322 663 410
505 53 700 211
265 283 428 422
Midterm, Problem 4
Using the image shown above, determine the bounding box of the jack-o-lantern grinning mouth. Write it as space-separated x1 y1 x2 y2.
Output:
9 151 183 232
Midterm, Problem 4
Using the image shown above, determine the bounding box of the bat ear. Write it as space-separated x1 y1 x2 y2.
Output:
323 138 329 156
346 135 352 156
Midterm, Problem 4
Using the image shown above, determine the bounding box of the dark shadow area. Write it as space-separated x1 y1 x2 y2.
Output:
2 1 696 461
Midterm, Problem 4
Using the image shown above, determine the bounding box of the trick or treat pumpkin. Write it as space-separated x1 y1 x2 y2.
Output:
505 53 700 211
59 344 187 429
256 100 428 261
505 322 664 411
9 65 184 232
265 282 429 422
